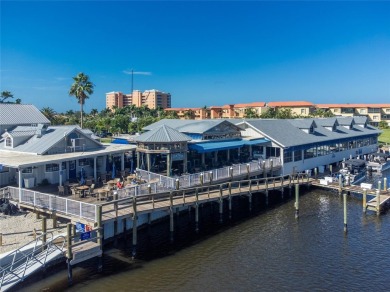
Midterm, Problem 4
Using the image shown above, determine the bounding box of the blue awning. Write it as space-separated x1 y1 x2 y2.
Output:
111 138 130 144
188 138 270 153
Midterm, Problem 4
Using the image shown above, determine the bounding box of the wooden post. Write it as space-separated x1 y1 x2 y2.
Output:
330 164 333 175
338 174 343 195
343 192 347 233
52 214 57 229
229 167 233 181
169 191 174 241
0 233 2 246
200 173 204 186
209 171 213 184
265 179 269 206
96 205 103 272
42 216 47 251
262 161 266 178
376 189 380 216
66 223 73 286
281 176 284 199
314 167 318 179
248 192 252 212
132 196 138 258
175 179 179 190
295 184 299 219
362 189 367 214
270 159 273 177
246 163 250 180
384 178 388 191
219 186 223 223
195 188 199 232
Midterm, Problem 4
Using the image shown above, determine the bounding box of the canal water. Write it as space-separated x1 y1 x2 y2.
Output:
19 170 390 292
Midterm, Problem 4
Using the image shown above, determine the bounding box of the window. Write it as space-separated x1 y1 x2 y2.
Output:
368 108 380 113
301 109 306 114
5 137 12 147
46 163 59 172
360 109 366 114
283 150 293 163
294 150 302 161
0 165 9 173
373 115 379 120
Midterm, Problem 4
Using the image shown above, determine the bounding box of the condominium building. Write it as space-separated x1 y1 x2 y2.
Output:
106 90 171 110
209 102 266 119
164 107 209 120
267 101 316 117
316 104 390 126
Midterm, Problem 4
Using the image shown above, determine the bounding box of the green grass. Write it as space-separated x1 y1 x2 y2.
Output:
100 138 112 143
379 128 390 145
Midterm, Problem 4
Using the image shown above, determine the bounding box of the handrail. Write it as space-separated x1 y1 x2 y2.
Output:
0 232 66 288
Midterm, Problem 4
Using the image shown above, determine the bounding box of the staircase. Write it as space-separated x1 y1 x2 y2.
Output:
0 232 66 291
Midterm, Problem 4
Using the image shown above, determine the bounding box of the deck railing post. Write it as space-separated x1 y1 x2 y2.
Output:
384 178 388 192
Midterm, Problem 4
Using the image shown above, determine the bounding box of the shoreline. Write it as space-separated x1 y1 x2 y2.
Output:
0 211 67 256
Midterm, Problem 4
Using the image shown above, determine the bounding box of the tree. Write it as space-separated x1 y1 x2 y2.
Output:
183 109 196 120
244 108 259 118
0 91 14 103
41 107 57 124
378 120 389 129
69 72 94 128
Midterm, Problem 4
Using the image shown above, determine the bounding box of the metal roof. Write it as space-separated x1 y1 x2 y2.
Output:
0 144 136 168
135 125 191 143
0 104 50 126
0 125 102 154
143 119 239 134
245 117 381 148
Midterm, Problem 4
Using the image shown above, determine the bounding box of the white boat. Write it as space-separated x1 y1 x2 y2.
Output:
366 153 390 172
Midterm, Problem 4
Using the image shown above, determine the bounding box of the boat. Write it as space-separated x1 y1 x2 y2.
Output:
366 152 390 172
339 159 367 185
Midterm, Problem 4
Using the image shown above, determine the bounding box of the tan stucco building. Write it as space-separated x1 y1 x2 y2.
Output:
106 90 171 110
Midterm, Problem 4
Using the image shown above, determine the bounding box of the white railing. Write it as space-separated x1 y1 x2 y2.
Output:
137 157 281 190
6 186 96 221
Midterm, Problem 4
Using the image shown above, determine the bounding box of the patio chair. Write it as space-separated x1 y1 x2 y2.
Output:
86 184 96 197
70 187 81 198
58 185 65 196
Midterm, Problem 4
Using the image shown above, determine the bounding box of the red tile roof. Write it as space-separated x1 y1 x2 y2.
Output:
267 101 314 107
316 104 390 108
234 102 266 108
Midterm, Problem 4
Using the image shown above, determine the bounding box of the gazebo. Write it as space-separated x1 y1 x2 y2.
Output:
135 125 191 176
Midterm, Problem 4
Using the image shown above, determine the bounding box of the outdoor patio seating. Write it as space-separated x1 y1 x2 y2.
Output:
86 184 96 197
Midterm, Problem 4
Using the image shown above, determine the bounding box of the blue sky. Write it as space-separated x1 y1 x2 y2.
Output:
1 1 389 113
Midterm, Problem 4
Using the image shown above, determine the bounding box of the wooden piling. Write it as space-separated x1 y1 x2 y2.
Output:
314 167 318 179
132 196 138 258
330 164 333 175
363 189 367 214
295 184 299 219
343 192 347 233
0 233 2 246
270 159 273 177
52 214 57 229
384 178 388 191
376 189 380 216
209 171 213 184
195 188 199 232
262 161 266 179
246 163 250 180
219 186 223 222
228 183 232 218
66 223 73 286
42 216 47 251
265 179 269 206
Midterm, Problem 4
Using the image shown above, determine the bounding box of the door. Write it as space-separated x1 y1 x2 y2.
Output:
69 160 76 179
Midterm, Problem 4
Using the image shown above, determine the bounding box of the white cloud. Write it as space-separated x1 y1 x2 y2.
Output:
123 70 152 76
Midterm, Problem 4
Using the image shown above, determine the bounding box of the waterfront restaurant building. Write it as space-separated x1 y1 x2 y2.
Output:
140 116 381 176
0 104 136 188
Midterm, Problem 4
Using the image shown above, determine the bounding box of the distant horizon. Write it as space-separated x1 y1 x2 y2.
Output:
1 1 389 113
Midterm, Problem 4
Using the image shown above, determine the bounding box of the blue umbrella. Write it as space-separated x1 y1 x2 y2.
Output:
112 162 116 179
80 167 86 185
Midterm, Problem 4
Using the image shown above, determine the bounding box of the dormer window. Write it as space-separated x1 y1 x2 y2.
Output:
5 136 12 148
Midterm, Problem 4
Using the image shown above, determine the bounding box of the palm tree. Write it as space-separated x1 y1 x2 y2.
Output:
69 72 94 128
0 91 14 103
41 107 57 124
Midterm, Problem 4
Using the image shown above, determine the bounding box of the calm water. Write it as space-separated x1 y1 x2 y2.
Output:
19 170 390 292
